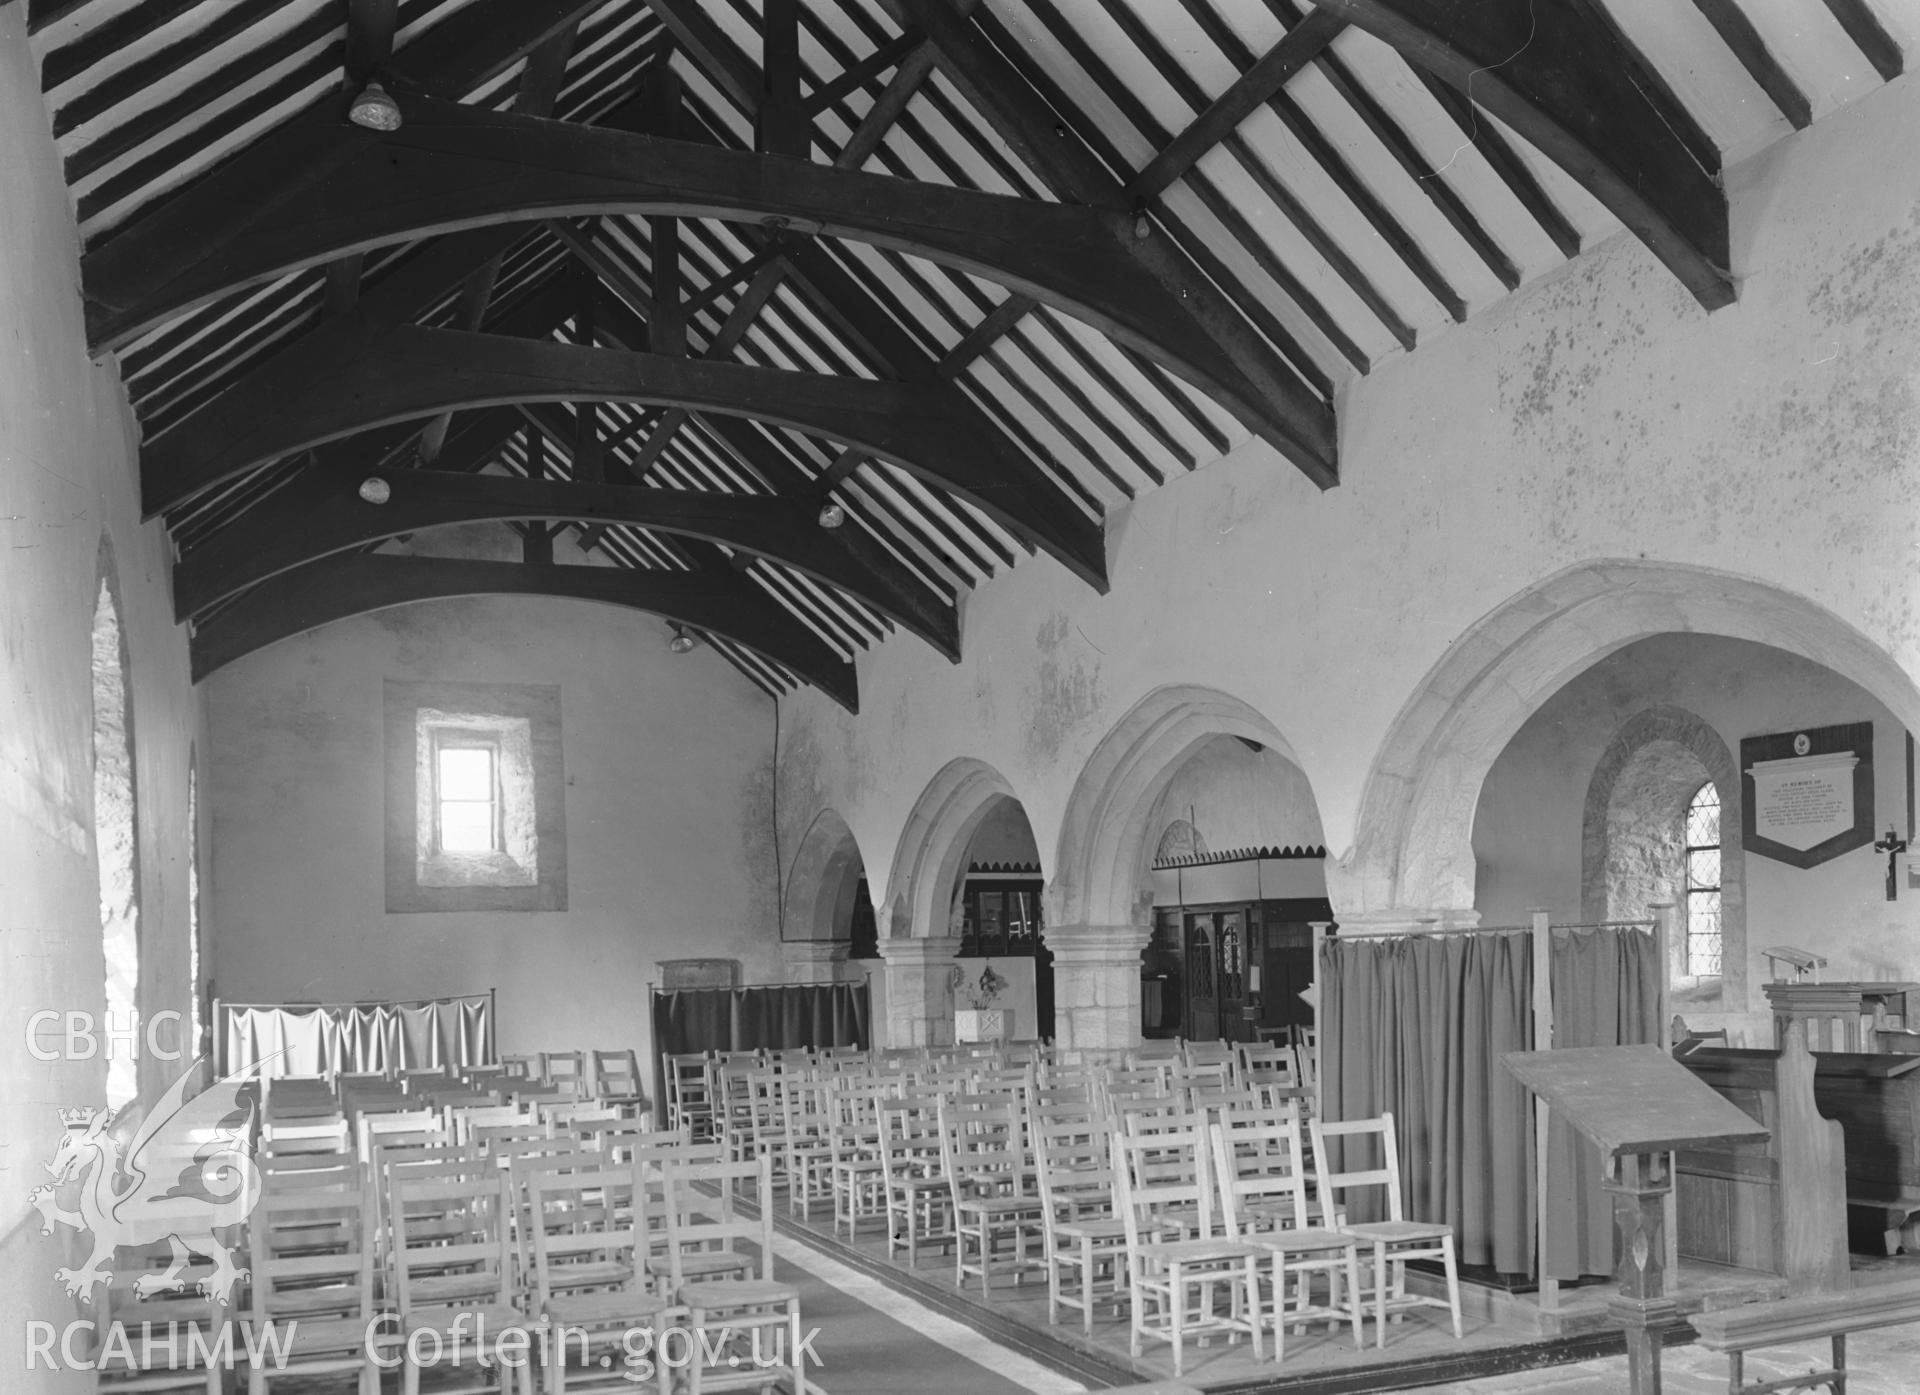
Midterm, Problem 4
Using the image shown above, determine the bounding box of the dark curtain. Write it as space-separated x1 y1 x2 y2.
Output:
649 983 869 1121
1320 932 1535 1274
1543 926 1661 1280
222 995 493 1078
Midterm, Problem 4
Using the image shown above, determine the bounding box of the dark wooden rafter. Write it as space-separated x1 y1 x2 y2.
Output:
172 462 960 659
321 0 400 318
1127 10 1345 202
657 0 1297 504
1819 0 1904 82
1410 68 1581 261
485 226 1029 585
189 553 860 710
343 0 399 85
1220 0 1521 292
85 96 1334 486
1104 0 1467 326
569 257 606 483
383 0 612 99
993 0 1363 376
807 31 921 115
1687 0 1812 131
1310 0 1734 309
638 2 1029 522
144 318 1108 587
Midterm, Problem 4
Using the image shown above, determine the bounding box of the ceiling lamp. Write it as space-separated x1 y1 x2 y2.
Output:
357 476 391 504
348 82 402 132
668 625 698 654
816 498 846 529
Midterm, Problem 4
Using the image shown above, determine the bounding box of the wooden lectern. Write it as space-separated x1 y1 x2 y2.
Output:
1504 1045 1770 1395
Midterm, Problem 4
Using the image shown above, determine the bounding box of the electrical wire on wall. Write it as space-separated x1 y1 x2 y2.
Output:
772 695 786 940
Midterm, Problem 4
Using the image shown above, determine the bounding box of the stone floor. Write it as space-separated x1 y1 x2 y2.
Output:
774 1199 1920 1393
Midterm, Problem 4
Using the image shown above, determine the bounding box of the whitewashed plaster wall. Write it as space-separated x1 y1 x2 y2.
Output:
775 73 1920 936
1 16 203 1388
204 525 782 1064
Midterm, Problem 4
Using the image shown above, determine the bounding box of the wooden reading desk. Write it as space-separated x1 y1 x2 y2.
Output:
1763 981 1918 1053
1504 1044 1771 1395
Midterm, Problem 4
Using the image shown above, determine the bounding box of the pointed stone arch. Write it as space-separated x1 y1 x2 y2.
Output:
883 758 1027 942
1346 560 1920 921
1051 685 1305 931
780 807 868 984
1047 686 1319 1049
783 807 866 943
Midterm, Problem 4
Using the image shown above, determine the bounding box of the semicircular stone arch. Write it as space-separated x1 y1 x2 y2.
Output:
1580 706 1745 1013
1345 560 1920 923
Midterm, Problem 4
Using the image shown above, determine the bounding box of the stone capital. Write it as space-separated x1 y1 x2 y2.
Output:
782 939 852 983
875 935 964 966
1046 922 1152 966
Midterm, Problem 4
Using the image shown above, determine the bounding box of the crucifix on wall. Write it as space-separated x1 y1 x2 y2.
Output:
1874 826 1908 901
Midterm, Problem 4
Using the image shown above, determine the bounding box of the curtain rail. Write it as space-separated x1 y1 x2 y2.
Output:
219 991 494 1010
1330 918 1655 940
650 973 872 991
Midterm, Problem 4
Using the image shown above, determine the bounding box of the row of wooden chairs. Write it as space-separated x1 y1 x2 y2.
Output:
697 1048 1452 1377
100 1118 803 1394
261 1048 646 1110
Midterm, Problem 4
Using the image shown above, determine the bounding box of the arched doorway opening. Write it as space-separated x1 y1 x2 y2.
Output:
1469 631 1901 1041
1144 736 1330 1043
1052 686 1326 1049
880 759 1037 1047
948 795 1051 1043
1348 560 1920 930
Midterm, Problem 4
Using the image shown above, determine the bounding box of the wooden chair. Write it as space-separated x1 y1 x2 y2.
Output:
827 1074 892 1240
354 1107 442 1167
1111 1122 1264 1376
245 1181 383 1395
262 1150 356 1193
261 1115 349 1158
1210 1115 1363 1361
592 1048 648 1115
662 1152 805 1394
1183 1039 1237 1074
389 1170 535 1394
1309 1113 1462 1348
566 1117 654 1164
526 1160 671 1393
663 1052 716 1139
938 1096 1044 1298
1032 1110 1131 1336
449 1102 530 1148
93 1256 230 1395
779 1072 835 1219
1239 1042 1298 1090
736 1067 789 1185
542 1050 588 1097
378 1156 502 1300
878 1095 955 1266
713 1057 763 1159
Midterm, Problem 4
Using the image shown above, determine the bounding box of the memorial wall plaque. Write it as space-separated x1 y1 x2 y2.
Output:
1742 721 1874 869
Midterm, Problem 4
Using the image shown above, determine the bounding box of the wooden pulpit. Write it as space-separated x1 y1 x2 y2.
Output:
1503 1044 1771 1395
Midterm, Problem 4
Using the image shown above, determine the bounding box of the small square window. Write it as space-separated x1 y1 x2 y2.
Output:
386 681 566 913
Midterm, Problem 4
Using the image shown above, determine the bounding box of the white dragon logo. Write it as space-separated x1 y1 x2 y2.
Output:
29 1057 262 1305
